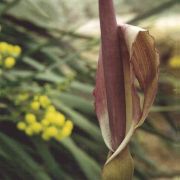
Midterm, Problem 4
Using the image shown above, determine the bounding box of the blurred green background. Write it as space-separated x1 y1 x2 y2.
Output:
0 0 179 180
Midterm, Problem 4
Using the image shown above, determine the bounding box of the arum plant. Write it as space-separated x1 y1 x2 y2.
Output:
94 0 159 179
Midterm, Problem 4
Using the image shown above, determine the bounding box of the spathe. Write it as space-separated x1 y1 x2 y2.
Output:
94 0 159 165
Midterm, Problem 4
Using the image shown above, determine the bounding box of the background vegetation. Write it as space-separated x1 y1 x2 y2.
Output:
0 0 179 179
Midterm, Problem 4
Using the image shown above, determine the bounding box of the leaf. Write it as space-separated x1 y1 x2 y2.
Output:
52 92 94 114
61 138 101 180
26 0 50 18
36 71 65 83
32 138 73 180
9 70 34 78
23 57 45 71
73 134 105 153
0 132 51 180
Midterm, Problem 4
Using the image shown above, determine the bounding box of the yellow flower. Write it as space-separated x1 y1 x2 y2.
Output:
42 132 50 141
65 120 73 130
53 113 65 126
55 119 73 140
0 43 22 57
30 101 40 111
0 42 8 53
41 119 50 126
42 126 58 141
45 111 57 123
56 132 63 141
25 113 36 124
169 56 180 68
44 126 58 137
4 57 16 69
25 127 33 136
61 126 72 137
17 122 26 130
13 45 22 57
39 95 51 108
46 105 56 112
31 122 42 133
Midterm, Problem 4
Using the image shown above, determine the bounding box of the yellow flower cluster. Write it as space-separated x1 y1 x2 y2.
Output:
0 42 21 69
17 95 73 141
169 56 180 69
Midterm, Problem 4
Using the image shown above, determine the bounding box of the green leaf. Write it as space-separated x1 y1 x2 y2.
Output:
36 71 65 83
32 138 73 180
71 81 93 95
23 57 45 71
26 0 50 18
0 132 51 180
61 138 101 180
74 134 105 153
52 92 94 114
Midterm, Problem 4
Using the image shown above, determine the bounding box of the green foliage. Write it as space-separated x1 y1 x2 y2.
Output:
0 0 179 180
0 1 104 179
